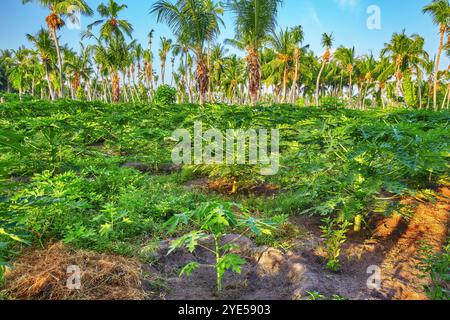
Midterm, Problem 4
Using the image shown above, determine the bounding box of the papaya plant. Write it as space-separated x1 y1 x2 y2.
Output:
320 217 352 272
163 201 276 292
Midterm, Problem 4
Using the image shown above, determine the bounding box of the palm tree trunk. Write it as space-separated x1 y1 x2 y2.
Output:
122 71 129 102
417 68 423 109
31 78 35 96
50 27 64 98
441 86 449 110
281 65 288 103
185 53 193 103
315 62 325 106
433 25 446 111
86 80 92 101
447 85 450 109
362 83 369 110
207 39 212 102
161 59 166 85
290 53 299 104
44 64 55 100
349 73 353 100
112 71 120 103
195 49 209 105
247 47 260 105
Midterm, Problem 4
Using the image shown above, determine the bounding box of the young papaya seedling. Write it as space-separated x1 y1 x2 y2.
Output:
163 201 276 292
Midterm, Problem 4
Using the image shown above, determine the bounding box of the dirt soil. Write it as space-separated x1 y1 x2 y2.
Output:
185 178 281 197
144 187 449 300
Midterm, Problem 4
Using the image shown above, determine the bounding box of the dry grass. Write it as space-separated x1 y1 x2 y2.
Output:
3 243 145 300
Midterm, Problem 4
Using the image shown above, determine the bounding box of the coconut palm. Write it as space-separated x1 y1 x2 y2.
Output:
65 44 93 99
8 47 35 99
0 50 14 93
143 49 153 94
268 27 297 103
290 25 307 103
423 0 450 111
172 34 192 101
381 30 428 107
87 0 133 41
222 54 246 103
22 0 93 98
26 28 57 100
374 56 395 108
83 0 134 103
147 29 155 92
151 0 224 104
159 37 173 84
226 0 283 104
209 44 229 100
315 33 334 106
334 46 356 100
356 53 377 109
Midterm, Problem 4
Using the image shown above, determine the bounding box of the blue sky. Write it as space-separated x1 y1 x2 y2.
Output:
0 0 446 79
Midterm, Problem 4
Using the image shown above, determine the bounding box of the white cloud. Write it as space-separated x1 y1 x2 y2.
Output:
310 7 323 28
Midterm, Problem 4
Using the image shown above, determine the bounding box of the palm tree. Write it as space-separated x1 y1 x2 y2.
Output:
334 46 356 100
8 47 35 99
65 44 93 99
315 32 334 106
374 56 395 108
0 50 14 93
357 53 377 109
87 0 133 40
423 0 450 111
268 27 306 103
268 28 291 103
227 0 283 104
84 0 134 103
172 34 192 101
148 29 155 92
290 25 307 104
159 37 173 85
222 54 246 103
204 0 225 101
209 44 229 100
22 0 93 98
408 35 429 109
26 28 57 100
93 38 135 103
381 30 427 107
151 0 224 104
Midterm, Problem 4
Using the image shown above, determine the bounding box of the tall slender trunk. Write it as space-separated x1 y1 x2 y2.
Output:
195 49 209 105
112 71 120 103
50 27 64 98
362 83 369 110
441 85 449 110
433 25 446 111
290 49 300 104
281 65 288 103
417 68 423 110
31 78 35 96
315 62 326 106
149 60 154 92
447 85 450 109
86 80 92 101
44 64 55 100
207 40 212 102
349 72 353 100
246 46 260 105
185 53 193 103
161 57 166 85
